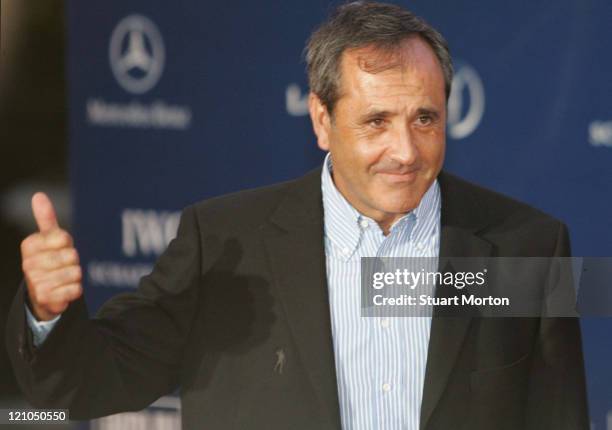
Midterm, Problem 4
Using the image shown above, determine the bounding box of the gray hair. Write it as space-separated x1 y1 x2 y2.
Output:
305 1 453 114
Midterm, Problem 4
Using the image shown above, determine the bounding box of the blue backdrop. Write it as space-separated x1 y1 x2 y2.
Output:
66 0 612 427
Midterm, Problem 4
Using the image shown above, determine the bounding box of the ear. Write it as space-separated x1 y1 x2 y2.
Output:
308 93 332 151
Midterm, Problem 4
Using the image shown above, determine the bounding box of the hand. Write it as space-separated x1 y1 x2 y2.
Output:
20 192 83 321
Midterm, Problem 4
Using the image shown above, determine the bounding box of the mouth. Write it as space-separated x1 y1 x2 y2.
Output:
377 169 420 184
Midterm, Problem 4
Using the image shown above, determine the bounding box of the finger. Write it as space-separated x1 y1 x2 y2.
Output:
20 230 73 258
47 283 82 304
32 192 59 234
20 234 47 258
43 229 73 250
31 265 82 292
22 248 79 273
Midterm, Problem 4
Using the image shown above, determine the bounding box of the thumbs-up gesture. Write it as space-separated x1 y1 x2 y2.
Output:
20 193 82 321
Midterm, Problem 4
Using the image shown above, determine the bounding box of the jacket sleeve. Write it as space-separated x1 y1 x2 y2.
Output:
6 205 203 420
525 222 590 429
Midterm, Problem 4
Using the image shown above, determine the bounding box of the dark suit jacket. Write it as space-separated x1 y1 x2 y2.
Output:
6 168 589 429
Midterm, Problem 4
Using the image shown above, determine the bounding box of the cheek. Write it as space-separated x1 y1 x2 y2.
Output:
419 137 445 168
353 142 384 168
335 132 384 172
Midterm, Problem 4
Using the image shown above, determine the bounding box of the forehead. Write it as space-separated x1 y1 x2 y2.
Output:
337 37 446 104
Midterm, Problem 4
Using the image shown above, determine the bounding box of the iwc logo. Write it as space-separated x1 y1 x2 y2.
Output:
109 14 165 94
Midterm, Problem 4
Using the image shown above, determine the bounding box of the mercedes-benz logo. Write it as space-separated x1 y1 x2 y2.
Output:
109 14 165 94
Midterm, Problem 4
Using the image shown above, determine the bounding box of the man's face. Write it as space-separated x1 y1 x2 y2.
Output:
309 37 446 232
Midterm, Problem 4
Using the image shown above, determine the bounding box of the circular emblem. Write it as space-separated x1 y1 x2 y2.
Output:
447 63 485 140
109 14 165 94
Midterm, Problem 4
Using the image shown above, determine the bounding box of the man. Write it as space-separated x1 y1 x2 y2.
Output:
7 2 588 429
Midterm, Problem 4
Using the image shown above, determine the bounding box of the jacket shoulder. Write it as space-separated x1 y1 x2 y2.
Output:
439 171 564 226
188 167 321 231
438 171 569 256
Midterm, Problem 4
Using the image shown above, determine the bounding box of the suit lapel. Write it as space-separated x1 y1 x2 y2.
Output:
262 168 342 429
260 168 495 430
420 172 494 430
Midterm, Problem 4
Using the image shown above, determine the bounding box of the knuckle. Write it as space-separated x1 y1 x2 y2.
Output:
39 250 62 270
46 230 69 248
55 232 66 246
20 235 37 256
72 248 80 264
35 276 54 293
61 231 73 246
20 239 28 255
56 268 68 283
22 258 40 276
63 266 81 283
65 248 79 265
49 251 62 267
71 265 82 280
68 284 82 301
61 248 72 263
30 272 46 286
21 258 32 273
39 252 53 270
44 251 57 266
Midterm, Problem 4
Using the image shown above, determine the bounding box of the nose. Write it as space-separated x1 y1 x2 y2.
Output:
388 123 418 166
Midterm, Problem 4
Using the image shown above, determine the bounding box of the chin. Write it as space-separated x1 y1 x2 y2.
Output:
378 199 420 215
383 190 424 212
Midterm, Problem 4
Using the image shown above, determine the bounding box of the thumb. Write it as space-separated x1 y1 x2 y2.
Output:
32 192 59 233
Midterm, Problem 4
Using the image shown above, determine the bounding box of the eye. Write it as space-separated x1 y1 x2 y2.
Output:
369 118 385 128
416 115 433 126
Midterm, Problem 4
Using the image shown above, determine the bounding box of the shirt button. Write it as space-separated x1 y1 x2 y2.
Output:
416 242 425 250
382 383 391 392
380 318 390 328
342 247 350 255
360 219 369 228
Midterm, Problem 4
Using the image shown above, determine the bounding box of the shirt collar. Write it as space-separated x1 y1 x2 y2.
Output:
321 153 362 257
321 153 440 257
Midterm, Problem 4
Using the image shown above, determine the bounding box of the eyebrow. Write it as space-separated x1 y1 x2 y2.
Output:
359 107 441 123
359 109 394 123
415 107 441 119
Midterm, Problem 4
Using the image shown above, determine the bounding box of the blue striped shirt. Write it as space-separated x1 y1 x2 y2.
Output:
321 153 441 430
